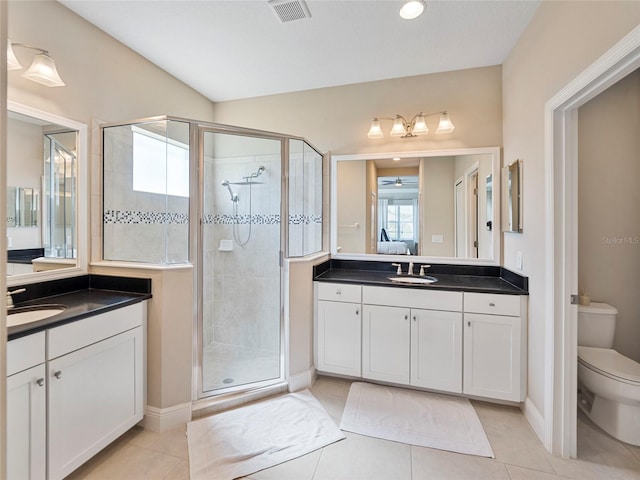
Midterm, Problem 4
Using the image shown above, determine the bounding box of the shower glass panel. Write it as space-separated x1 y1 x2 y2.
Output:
43 133 76 259
288 139 323 257
200 130 283 394
102 120 190 263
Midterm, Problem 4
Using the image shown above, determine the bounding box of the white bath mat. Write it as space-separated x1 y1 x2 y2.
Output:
187 389 345 480
340 382 494 458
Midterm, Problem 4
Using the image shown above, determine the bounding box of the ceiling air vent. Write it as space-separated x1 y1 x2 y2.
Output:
269 0 311 23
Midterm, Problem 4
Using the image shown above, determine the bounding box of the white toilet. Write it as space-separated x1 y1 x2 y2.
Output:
577 302 640 446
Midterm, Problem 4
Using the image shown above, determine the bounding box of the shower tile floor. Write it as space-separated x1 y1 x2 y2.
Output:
202 342 281 391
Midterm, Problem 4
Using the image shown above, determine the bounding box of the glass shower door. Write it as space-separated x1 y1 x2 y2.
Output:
199 129 283 396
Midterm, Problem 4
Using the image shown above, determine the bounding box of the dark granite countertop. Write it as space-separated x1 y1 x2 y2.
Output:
313 259 528 295
7 275 152 340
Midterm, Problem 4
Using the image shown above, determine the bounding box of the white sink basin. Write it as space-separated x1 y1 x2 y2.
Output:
388 276 438 285
7 305 66 327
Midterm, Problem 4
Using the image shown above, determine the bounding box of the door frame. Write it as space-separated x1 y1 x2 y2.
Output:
544 25 640 456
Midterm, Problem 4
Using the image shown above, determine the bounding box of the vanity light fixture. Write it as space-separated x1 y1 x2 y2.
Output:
368 111 455 139
399 0 426 20
6 41 66 87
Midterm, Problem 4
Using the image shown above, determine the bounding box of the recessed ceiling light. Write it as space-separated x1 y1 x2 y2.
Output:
399 0 426 20
393 157 401 161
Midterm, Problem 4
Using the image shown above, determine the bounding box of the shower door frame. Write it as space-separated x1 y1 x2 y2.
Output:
194 122 293 400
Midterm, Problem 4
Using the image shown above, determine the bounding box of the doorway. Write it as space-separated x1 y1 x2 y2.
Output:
545 26 640 457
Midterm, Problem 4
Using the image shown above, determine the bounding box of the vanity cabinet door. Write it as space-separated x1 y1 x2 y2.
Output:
410 309 462 393
48 326 144 480
463 313 523 401
317 300 362 376
362 305 410 384
7 364 46 480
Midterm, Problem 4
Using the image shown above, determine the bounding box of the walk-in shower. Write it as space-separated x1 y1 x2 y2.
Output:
102 117 323 401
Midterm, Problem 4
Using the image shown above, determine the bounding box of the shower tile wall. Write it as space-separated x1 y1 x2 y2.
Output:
202 153 281 358
103 124 189 264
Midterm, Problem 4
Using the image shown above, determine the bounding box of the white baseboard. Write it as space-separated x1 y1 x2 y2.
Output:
522 397 546 445
142 402 192 432
288 368 317 392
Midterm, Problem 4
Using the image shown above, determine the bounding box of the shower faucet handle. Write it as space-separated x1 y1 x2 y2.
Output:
392 263 402 275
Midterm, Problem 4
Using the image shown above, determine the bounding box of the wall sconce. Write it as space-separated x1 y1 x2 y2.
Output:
368 111 455 138
7 40 66 87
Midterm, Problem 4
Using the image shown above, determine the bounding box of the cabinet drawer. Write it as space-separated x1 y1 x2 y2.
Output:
48 301 146 360
317 282 361 303
7 332 45 376
464 293 521 316
363 286 462 312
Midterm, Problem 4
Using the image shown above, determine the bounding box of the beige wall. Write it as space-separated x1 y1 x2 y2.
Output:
578 69 640 362
421 157 455 256
502 0 640 420
7 0 215 410
213 66 503 155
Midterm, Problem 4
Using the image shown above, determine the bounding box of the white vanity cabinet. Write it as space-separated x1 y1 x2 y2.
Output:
313 280 527 403
47 301 146 480
315 283 362 377
5 300 146 480
463 293 527 402
7 332 47 480
362 286 463 391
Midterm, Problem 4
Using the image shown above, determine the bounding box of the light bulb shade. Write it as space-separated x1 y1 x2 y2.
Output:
436 112 455 134
390 117 406 137
367 119 384 138
412 114 428 135
7 41 22 70
399 0 426 20
22 53 65 87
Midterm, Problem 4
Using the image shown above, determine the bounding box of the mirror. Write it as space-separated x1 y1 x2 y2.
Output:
331 147 501 263
6 102 88 285
6 186 39 228
503 159 523 233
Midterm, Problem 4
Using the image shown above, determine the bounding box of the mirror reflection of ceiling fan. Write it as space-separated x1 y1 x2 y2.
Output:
379 176 419 187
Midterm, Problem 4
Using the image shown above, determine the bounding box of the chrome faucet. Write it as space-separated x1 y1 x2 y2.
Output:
419 264 432 276
6 288 26 309
391 263 403 275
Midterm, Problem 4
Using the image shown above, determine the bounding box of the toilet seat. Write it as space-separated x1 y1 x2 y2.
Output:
578 346 640 385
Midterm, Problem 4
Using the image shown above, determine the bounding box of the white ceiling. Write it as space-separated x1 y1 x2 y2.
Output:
59 0 540 102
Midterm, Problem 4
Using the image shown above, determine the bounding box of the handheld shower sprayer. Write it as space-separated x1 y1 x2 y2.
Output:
222 180 238 202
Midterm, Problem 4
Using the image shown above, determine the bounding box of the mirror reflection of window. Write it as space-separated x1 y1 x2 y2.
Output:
377 175 419 255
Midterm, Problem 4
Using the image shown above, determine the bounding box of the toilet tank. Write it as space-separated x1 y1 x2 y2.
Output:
578 302 618 348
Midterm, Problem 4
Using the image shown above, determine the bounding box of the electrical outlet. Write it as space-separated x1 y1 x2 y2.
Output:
516 251 523 270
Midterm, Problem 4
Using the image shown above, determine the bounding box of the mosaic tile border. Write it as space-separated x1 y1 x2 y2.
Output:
104 211 321 226
203 214 281 225
104 210 189 225
288 214 322 225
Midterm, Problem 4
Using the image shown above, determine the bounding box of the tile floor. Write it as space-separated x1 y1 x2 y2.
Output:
67 376 640 480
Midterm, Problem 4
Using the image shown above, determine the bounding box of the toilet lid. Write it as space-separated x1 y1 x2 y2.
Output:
578 346 640 384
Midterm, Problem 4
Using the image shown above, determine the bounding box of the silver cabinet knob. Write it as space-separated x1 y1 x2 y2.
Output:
413 316 417 322
336 290 342 295
404 315 408 320
489 302 496 307
54 370 62 379
355 309 359 315
468 321 471 327
36 378 44 387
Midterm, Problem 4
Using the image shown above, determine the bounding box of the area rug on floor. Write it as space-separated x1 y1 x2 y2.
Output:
187 389 345 480
340 382 494 458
